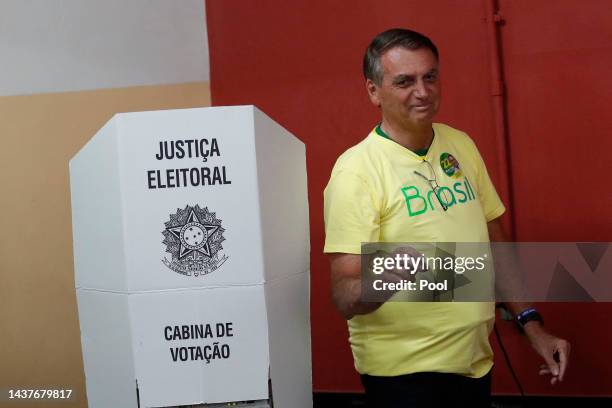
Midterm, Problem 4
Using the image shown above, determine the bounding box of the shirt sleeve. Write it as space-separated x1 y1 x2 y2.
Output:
467 138 506 222
323 169 380 254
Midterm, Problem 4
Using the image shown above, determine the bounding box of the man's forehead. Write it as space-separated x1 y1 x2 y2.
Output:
381 46 439 75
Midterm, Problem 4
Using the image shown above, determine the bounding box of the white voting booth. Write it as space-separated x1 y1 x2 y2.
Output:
70 106 311 408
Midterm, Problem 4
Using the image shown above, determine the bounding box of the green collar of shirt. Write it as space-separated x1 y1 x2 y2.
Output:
375 124 430 157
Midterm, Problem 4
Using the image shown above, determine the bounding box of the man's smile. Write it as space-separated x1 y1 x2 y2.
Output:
411 103 432 111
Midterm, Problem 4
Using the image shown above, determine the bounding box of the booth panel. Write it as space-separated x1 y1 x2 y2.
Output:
265 271 312 408
129 285 270 406
70 119 127 291
254 107 310 282
76 290 137 408
116 107 267 292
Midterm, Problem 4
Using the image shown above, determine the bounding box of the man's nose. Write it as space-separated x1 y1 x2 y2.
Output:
414 80 429 98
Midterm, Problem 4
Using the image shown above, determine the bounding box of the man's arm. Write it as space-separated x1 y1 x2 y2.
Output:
488 217 571 384
329 248 422 320
328 253 383 320
489 218 539 315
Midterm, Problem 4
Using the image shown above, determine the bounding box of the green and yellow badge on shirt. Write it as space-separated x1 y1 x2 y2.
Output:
440 152 463 178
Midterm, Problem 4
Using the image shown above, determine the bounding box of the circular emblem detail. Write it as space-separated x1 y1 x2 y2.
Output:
440 152 462 178
161 205 228 277
180 223 208 249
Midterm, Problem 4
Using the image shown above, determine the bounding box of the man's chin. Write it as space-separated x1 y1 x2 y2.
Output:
406 113 435 126
389 111 435 128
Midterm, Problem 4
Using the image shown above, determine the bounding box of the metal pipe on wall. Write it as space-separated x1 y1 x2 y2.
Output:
484 0 516 239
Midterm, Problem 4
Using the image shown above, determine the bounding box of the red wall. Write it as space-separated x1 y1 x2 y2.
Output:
490 0 612 396
206 0 612 396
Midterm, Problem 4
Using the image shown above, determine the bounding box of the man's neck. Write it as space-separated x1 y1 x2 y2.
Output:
380 120 434 152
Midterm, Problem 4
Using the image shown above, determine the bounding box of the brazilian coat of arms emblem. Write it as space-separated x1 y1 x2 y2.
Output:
162 205 228 276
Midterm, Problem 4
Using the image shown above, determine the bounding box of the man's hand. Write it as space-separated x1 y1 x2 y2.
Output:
489 219 572 385
524 323 571 385
375 246 427 286
329 246 426 320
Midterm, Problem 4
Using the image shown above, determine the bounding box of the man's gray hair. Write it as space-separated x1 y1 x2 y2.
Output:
363 28 439 86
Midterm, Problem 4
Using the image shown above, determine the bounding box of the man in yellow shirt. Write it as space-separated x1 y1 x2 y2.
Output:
324 28 570 407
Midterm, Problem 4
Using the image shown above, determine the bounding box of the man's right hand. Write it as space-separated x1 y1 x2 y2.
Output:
328 246 426 320
376 246 427 286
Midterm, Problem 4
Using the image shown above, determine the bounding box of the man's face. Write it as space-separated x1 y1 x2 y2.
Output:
367 47 440 128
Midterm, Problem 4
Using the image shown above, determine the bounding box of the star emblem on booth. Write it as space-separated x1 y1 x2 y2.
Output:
166 209 219 260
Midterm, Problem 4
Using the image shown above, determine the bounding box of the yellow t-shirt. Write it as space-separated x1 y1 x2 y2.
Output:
323 123 505 378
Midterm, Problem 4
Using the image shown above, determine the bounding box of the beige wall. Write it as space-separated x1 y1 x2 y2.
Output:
0 82 210 407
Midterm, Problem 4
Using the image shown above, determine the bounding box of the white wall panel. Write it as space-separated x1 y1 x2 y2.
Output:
0 0 209 96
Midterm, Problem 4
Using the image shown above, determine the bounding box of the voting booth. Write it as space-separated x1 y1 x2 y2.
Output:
70 106 311 407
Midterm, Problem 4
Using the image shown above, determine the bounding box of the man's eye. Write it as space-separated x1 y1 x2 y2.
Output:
395 79 412 87
425 74 438 82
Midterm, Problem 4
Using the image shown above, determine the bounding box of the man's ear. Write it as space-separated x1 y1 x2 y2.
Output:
366 79 381 107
